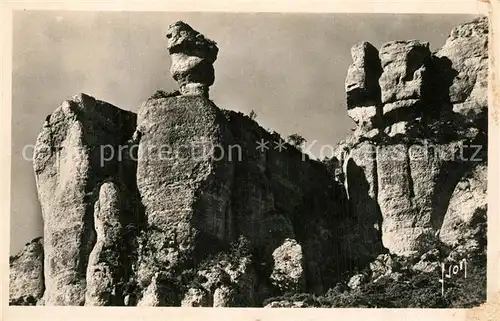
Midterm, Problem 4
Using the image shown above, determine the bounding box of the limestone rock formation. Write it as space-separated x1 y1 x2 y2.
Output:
10 18 487 307
339 16 488 259
134 95 236 303
33 93 137 305
346 42 383 136
166 21 218 97
440 163 487 248
270 238 305 293
9 237 44 305
84 182 125 306
436 17 488 126
181 288 211 307
379 40 431 137
347 273 366 290
369 253 401 282
136 273 162 306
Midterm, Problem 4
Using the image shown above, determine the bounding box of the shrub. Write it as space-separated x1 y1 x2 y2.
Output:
287 134 307 151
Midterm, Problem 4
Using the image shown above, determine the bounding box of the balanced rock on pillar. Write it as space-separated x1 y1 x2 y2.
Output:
166 21 219 97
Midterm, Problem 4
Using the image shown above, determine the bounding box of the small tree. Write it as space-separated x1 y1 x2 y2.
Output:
287 134 307 149
249 110 257 120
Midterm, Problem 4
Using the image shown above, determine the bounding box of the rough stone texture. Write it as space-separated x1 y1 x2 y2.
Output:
376 144 439 256
346 42 382 107
378 41 430 137
166 21 219 97
369 253 401 282
347 273 366 290
379 40 430 104
436 17 488 126
135 95 235 301
33 93 137 305
84 182 124 306
181 288 211 307
11 18 488 307
223 110 347 294
270 238 305 293
213 285 234 307
9 237 44 305
345 42 383 133
347 106 379 132
412 249 441 273
136 273 162 306
194 254 257 306
341 17 488 259
440 164 487 247
341 142 383 263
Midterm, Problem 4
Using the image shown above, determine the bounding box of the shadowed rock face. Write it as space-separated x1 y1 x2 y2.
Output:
85 182 125 306
338 16 488 258
166 21 219 97
436 17 488 127
346 42 383 138
11 18 488 306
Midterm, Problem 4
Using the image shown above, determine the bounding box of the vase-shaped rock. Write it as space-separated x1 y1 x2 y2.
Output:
166 21 219 97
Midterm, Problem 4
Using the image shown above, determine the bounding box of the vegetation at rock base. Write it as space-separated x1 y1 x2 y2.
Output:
263 253 486 308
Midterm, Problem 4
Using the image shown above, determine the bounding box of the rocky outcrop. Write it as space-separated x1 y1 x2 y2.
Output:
11 18 487 307
345 42 382 138
440 163 487 248
339 16 488 258
379 40 431 137
84 182 125 306
134 95 235 302
166 21 218 97
436 17 488 127
33 93 137 305
9 237 44 305
270 239 305 293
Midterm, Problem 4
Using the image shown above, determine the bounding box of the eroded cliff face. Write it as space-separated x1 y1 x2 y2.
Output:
31 94 138 305
339 16 487 258
10 17 488 306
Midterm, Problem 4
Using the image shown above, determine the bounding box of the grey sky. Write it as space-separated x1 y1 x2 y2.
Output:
11 11 478 254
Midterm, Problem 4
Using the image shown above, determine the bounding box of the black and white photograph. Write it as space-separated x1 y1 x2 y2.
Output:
4 1 497 314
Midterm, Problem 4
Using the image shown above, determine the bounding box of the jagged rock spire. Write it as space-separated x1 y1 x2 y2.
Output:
166 21 219 97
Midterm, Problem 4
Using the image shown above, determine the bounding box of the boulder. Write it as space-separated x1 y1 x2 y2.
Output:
347 273 366 290
270 238 306 293
166 21 219 97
